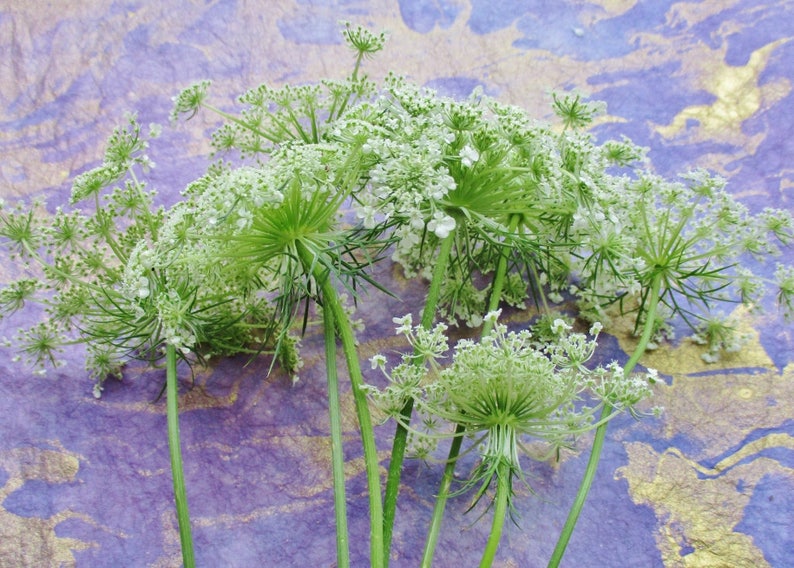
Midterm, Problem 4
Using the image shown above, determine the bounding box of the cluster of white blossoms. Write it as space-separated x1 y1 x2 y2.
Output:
368 311 657 499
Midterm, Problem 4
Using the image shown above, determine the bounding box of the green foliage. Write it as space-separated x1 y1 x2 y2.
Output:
1 21 792 568
0 114 298 392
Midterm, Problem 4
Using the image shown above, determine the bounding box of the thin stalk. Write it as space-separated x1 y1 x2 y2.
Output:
419 425 464 568
323 305 350 568
165 344 195 568
547 273 663 567
420 215 519 567
296 242 384 568
382 231 456 565
324 282 384 568
335 51 365 119
201 103 281 144
483 216 521 333
478 461 511 568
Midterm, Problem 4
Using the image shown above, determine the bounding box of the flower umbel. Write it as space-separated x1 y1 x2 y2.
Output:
371 311 653 512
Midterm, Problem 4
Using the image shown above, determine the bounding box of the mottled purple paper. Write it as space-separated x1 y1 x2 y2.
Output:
1 2 792 567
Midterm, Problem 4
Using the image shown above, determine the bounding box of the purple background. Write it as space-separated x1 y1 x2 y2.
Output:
1 2 792 567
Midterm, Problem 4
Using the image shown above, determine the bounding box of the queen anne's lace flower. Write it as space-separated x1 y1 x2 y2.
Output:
427 211 456 239
368 312 655 505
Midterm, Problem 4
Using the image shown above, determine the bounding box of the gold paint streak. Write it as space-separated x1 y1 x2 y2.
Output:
617 443 777 567
136 467 167 478
664 432 794 476
666 0 743 28
618 359 792 566
0 447 79 486
149 509 183 568
737 387 753 399
193 498 321 528
587 0 638 18
653 368 793 461
656 38 791 141
0 446 95 567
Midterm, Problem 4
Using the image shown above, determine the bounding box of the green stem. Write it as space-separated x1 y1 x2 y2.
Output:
382 231 456 565
479 461 511 568
325 283 384 568
323 305 350 568
201 103 282 144
547 273 663 568
335 51 364 119
419 424 464 568
296 243 384 568
165 344 195 568
421 215 519 567
483 215 521 334
420 233 458 330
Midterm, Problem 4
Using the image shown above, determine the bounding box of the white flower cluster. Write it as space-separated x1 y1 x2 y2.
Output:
367 311 655 491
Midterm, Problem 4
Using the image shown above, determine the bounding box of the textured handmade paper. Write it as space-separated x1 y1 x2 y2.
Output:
1 2 792 566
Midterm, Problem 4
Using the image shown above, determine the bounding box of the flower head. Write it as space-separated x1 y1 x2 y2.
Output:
369 313 653 511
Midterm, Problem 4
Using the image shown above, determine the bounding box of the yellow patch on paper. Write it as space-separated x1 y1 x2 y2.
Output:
610 304 775 376
0 446 96 567
617 442 777 567
656 38 791 144
617 361 793 566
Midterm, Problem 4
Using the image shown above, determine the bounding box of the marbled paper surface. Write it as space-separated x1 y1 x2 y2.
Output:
1 1 792 566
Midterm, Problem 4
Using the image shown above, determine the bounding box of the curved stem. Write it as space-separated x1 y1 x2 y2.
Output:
296 243 384 568
165 344 195 568
421 216 518 566
323 305 350 568
479 461 511 568
325 282 384 568
547 273 662 567
382 231 456 565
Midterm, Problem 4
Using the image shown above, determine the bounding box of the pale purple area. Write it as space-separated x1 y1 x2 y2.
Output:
178 0 239 46
468 0 676 60
278 0 372 44
466 0 528 34
277 16 344 45
398 0 461 33
424 76 485 98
